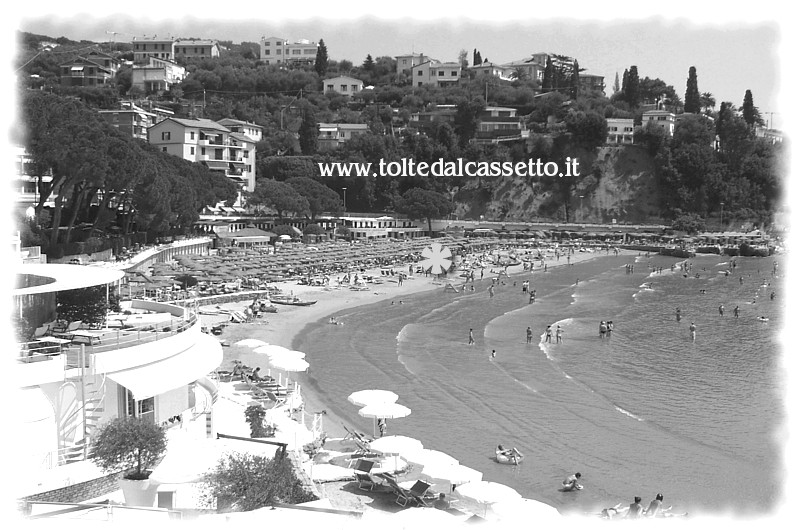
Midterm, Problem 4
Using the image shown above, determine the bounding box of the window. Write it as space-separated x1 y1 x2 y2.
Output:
351 85 358 92
190 131 195 140
264 49 270 55
451 71 458 76
162 147 168 152
265 41 270 46
438 70 444 76
292 49 301 55
161 131 171 140
326 84 333 91
276 49 282 54
402 59 407 65
341 85 347 91
190 147 195 155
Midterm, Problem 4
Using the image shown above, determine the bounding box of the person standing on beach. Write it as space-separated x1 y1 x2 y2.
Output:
526 326 533 344
468 328 475 345
689 322 696 341
556 326 563 343
489 284 495 298
718 304 724 316
599 321 607 338
607 321 614 337
490 349 496 359
545 325 553 343
734 305 740 318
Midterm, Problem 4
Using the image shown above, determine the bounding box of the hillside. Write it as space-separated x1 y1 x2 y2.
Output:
454 145 661 224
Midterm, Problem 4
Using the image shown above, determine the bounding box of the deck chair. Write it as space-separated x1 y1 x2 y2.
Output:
352 458 376 473
355 472 392 492
378 474 416 507
406 480 434 507
342 424 372 443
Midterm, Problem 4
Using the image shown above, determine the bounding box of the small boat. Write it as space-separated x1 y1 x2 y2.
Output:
270 296 317 306
495 447 524 465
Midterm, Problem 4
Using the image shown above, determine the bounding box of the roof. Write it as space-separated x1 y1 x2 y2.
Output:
217 118 263 130
13 264 125 296
229 132 256 143
324 76 364 83
217 227 277 239
317 123 369 130
174 39 218 46
169 118 230 132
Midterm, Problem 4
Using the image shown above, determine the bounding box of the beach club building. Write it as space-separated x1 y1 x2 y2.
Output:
339 215 426 240
14 261 222 502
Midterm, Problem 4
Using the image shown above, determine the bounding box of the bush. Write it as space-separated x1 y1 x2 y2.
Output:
201 453 317 512
244 404 273 438
91 417 167 480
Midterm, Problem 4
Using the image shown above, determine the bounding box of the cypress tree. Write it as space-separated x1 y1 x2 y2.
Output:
621 68 629 94
363 54 374 71
543 57 554 93
613 72 620 94
314 39 328 77
475 50 483 66
684 66 701 113
624 65 639 107
570 60 580 99
742 89 756 126
299 110 318 155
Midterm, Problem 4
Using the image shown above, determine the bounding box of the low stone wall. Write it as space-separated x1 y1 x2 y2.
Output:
19 470 125 509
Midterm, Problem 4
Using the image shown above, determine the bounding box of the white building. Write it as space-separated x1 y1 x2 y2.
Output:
131 56 186 94
132 36 176 64
395 53 431 75
323 76 364 97
410 61 461 87
606 118 635 144
642 110 676 137
260 37 318 65
147 118 259 200
14 259 221 501
317 123 370 151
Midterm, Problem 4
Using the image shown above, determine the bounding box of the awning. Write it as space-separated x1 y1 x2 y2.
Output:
71 66 85 71
203 160 228 170
107 333 222 400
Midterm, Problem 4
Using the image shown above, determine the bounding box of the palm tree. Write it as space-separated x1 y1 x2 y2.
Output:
700 92 716 114
510 67 528 82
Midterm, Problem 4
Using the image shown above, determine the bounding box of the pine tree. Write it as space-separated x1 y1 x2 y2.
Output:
570 60 580 99
684 66 701 113
543 57 554 93
363 54 374 71
613 72 620 94
314 39 328 77
624 65 639 107
742 89 756 126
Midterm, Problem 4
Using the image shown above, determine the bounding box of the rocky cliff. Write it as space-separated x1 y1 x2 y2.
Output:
453 145 664 224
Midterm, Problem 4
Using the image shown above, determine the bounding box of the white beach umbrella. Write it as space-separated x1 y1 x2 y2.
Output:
368 435 423 455
358 402 411 420
406 448 459 468
453 481 522 518
420 462 483 490
484 498 562 523
253 344 305 358
358 402 411 437
347 389 399 407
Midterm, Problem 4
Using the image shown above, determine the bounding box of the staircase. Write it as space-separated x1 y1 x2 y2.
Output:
58 372 107 465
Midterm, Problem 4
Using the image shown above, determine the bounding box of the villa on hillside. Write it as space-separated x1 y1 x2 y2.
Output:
606 118 635 144
317 123 370 151
410 60 462 87
642 109 676 136
259 37 319 65
323 76 364 97
131 56 187 94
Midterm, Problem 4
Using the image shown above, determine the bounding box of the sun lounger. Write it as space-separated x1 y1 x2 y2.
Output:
379 475 433 507
352 458 376 473
355 472 393 492
342 424 372 443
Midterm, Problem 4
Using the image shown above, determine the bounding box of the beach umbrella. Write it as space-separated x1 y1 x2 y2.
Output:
253 344 305 359
420 462 483 490
358 402 411 437
453 481 523 518
368 435 423 455
347 389 399 407
235 338 268 348
483 498 561 523
406 448 459 469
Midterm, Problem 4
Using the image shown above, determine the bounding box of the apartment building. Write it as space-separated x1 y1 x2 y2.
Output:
260 37 318 65
474 106 529 144
132 36 175 64
12 146 55 214
395 53 431 75
468 62 516 82
98 102 159 140
579 73 606 95
174 39 220 60
132 56 186 94
60 56 117 87
410 61 461 87
147 118 258 198
323 76 364 97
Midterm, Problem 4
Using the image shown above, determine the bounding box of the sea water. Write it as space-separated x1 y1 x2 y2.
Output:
294 251 784 516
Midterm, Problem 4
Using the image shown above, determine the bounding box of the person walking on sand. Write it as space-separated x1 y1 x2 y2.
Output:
526 326 533 344
468 328 475 345
734 305 740 318
689 322 696 341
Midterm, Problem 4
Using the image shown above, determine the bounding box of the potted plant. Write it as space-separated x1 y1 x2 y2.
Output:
91 416 167 507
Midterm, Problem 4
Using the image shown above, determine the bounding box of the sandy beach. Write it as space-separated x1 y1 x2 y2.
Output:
201 244 616 512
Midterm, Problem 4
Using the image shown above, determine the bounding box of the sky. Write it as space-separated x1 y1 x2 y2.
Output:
10 3 787 129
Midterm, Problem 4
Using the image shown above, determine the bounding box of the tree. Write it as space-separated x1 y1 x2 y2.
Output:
394 187 453 234
56 286 115 327
570 60 580 99
458 49 468 70
542 57 555 93
565 110 608 149
684 66 701 113
623 66 639 107
287 177 343 219
742 89 757 127
91 417 167 480
362 54 374 71
201 453 316 512
298 109 319 155
314 39 328 77
246 179 309 219
454 97 485 147
700 92 716 114
613 72 620 94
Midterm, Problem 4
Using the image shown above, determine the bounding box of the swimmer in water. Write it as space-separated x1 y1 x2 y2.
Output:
676 308 681 322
